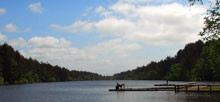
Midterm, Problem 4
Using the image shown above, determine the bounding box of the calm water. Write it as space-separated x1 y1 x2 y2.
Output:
0 80 220 102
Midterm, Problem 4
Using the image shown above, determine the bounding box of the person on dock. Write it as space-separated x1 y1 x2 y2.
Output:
115 82 126 90
116 82 120 90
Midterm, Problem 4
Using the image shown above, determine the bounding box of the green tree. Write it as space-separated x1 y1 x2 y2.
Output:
165 63 188 81
33 73 40 82
24 72 35 83
67 76 73 81
1 44 20 84
0 77 4 85
48 77 56 82
193 40 220 81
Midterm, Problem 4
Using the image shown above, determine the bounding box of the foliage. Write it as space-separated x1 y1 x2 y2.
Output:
48 77 56 82
23 72 35 83
190 0 220 40
0 77 4 85
16 78 29 84
33 73 40 82
192 40 220 81
165 63 189 81
189 0 203 5
200 0 220 40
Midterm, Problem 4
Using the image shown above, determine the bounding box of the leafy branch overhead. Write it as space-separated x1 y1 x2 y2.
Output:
191 0 220 40
189 0 203 5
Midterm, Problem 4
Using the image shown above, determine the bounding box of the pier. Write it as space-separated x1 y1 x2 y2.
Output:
109 87 174 91
174 84 220 92
109 83 220 92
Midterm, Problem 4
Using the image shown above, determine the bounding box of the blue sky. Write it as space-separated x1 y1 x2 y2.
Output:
0 0 207 75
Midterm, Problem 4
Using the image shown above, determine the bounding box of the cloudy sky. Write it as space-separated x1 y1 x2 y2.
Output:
0 0 208 75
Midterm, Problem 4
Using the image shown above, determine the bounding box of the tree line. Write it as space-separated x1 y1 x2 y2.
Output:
113 39 220 81
1 39 220 84
0 43 109 85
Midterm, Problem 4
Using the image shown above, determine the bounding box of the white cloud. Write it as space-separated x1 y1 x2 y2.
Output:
96 6 106 13
28 36 72 48
0 8 6 16
8 37 27 47
95 6 112 17
110 2 136 17
95 17 135 36
51 2 206 46
98 2 206 45
9 36 142 75
11 36 80 61
84 38 141 57
120 0 172 3
108 2 206 45
5 24 30 33
51 21 93 33
29 2 43 13
5 24 18 32
0 32 7 41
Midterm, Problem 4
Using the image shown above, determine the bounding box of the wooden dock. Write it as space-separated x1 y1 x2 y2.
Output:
154 84 175 86
109 87 174 91
174 84 220 92
109 83 220 92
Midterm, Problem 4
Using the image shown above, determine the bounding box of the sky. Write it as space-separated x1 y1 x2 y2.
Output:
0 0 208 75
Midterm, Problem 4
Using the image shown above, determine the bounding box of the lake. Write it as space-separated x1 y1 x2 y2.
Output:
0 80 220 102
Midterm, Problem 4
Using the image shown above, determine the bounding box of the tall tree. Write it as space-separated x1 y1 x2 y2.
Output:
193 40 220 81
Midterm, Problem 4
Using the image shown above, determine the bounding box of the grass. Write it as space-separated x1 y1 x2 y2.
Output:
200 85 220 91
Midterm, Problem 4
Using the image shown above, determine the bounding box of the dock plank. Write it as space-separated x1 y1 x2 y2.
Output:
109 87 174 91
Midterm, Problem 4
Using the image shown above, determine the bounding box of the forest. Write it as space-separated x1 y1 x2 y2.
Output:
2 39 220 84
2 39 220 85
0 43 108 85
113 39 220 81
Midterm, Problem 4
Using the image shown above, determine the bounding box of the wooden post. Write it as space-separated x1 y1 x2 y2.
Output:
185 85 188 92
175 85 176 92
177 85 179 92
198 85 200 92
210 85 212 93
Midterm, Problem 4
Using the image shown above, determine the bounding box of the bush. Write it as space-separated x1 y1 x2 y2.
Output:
0 77 4 85
18 78 29 84
48 77 56 82
33 73 40 82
